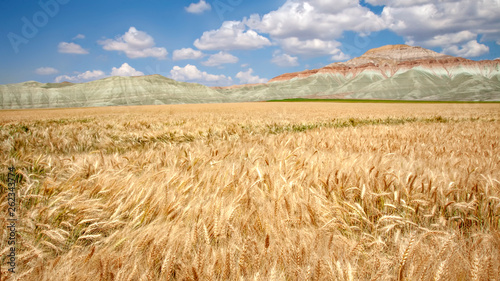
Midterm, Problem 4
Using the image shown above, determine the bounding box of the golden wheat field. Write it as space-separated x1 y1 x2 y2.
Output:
1 102 500 281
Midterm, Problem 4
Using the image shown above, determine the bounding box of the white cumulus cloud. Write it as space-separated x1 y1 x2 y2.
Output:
98 27 168 59
365 0 440 7
185 0 211 14
173 48 206 60
202 51 239 66
237 0 499 59
110 63 144 77
378 0 500 57
271 51 299 67
236 68 267 84
35 67 59 75
279 37 350 61
194 21 272 50
170 64 233 86
58 42 89 54
242 0 385 57
73 34 85 40
442 40 490 58
245 1 386 41
54 63 144 83
54 70 107 83
419 31 477 48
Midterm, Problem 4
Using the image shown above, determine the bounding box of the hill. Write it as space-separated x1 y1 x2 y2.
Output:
1 45 499 109
219 44 500 101
0 75 227 109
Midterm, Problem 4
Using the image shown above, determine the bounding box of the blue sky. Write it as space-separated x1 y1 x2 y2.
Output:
1 0 499 86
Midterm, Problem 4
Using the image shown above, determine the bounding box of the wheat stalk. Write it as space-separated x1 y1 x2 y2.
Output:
398 235 415 281
2 103 499 280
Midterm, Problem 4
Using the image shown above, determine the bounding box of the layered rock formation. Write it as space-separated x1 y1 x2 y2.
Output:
270 44 498 82
224 44 500 101
1 45 499 109
0 75 227 109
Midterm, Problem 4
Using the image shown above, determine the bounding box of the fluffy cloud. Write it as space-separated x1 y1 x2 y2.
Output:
378 1 500 56
173 48 206 61
332 53 351 61
414 30 489 57
240 0 499 58
170 64 233 86
185 0 211 14
271 51 299 67
308 0 370 13
242 0 385 57
236 68 267 84
110 63 144 76
245 1 386 41
98 27 168 59
194 21 272 50
279 37 349 60
35 67 58 75
365 0 440 7
202 52 239 66
54 63 143 83
442 40 490 58
73 34 85 40
54 70 107 83
58 42 89 54
419 31 477 48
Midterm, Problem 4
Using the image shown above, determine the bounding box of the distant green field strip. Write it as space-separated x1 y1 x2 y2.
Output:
264 116 486 134
267 98 500 103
